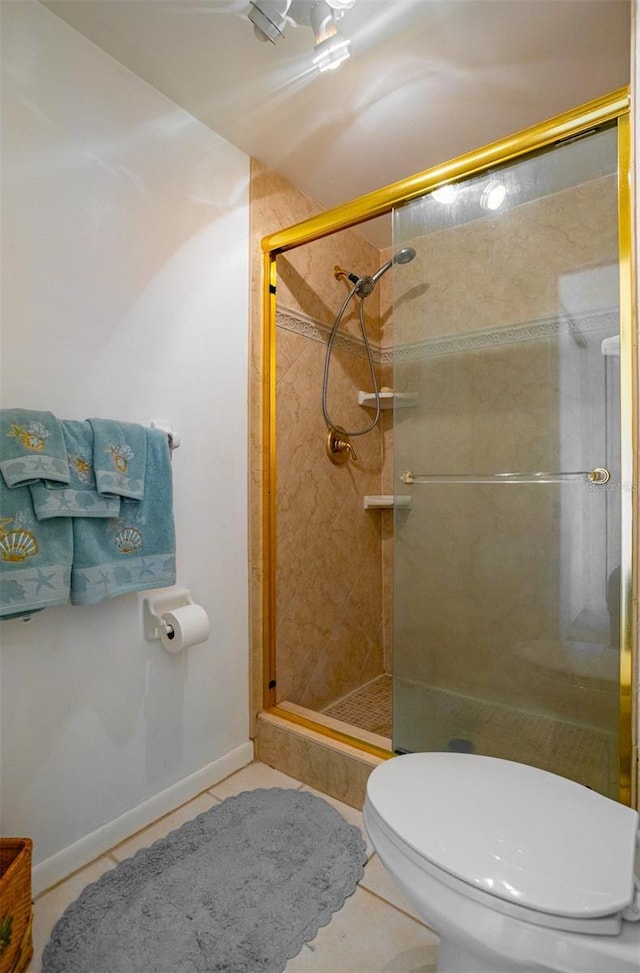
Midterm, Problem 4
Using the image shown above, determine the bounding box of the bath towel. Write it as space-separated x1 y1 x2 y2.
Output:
29 421 121 520
0 409 69 488
88 418 147 501
70 427 176 604
0 477 72 618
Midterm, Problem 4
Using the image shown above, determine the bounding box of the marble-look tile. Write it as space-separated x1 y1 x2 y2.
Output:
275 319 387 708
250 155 621 749
250 156 396 719
285 885 439 972
29 856 116 973
395 175 617 345
255 714 382 809
251 158 381 334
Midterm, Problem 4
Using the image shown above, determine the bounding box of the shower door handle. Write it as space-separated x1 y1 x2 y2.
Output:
400 468 611 485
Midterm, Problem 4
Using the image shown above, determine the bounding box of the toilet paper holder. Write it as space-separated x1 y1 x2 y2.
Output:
142 588 194 642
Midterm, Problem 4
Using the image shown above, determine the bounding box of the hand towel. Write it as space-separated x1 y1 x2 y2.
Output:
29 420 121 520
0 409 69 488
0 478 72 618
88 418 147 501
70 427 176 605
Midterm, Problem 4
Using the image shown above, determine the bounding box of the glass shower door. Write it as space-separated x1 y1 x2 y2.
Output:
392 125 623 798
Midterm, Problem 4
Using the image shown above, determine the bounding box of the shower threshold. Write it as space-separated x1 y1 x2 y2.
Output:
276 675 393 756
277 701 391 753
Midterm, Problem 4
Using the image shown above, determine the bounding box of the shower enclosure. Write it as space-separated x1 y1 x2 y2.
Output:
259 88 633 803
392 126 625 798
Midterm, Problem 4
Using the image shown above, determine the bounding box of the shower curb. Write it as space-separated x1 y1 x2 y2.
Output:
255 711 387 810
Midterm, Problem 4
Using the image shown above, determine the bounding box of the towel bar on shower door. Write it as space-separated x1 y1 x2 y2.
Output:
400 468 611 485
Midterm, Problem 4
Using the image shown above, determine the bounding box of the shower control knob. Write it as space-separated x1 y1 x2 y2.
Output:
326 426 357 465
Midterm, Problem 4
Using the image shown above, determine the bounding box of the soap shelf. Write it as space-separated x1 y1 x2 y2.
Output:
358 390 418 410
364 495 412 510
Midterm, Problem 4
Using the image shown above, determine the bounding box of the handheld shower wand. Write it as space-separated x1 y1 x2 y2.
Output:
324 246 417 461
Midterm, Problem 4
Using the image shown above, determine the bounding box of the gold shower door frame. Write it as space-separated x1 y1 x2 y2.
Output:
260 87 636 804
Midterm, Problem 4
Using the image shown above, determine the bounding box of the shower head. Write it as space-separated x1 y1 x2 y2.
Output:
395 247 417 265
370 247 417 285
336 247 416 298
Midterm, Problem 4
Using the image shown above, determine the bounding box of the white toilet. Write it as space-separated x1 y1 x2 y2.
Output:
363 752 640 973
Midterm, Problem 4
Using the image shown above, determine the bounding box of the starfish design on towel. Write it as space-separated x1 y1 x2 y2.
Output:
28 456 53 473
137 558 155 578
52 492 74 512
95 570 112 596
33 569 56 592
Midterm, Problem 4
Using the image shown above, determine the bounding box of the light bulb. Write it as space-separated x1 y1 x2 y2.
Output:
432 185 456 204
481 181 506 211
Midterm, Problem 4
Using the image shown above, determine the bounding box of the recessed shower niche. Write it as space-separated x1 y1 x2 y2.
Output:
256 87 634 804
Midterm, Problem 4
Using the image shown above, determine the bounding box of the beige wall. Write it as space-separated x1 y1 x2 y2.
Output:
250 160 392 716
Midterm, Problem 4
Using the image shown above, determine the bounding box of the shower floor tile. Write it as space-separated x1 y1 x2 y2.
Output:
394 681 617 796
320 676 615 796
323 675 392 737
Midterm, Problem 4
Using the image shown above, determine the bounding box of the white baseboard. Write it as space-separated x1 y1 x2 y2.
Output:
32 741 254 897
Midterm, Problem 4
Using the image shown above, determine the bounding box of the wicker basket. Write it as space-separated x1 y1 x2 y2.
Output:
0 839 33 973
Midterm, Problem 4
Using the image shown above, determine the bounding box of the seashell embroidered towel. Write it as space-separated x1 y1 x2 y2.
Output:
0 475 73 617
70 427 176 605
0 409 70 488
88 418 147 502
29 421 121 520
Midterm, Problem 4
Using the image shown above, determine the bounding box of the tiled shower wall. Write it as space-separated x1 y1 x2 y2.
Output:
250 159 620 737
250 159 394 715
275 321 385 709
392 173 620 731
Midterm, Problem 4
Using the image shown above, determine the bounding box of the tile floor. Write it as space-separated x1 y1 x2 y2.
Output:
28 760 439 973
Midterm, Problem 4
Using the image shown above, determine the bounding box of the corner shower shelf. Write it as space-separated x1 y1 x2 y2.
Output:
363 495 412 510
358 390 418 410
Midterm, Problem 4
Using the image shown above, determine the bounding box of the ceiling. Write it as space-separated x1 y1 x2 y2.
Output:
44 0 631 247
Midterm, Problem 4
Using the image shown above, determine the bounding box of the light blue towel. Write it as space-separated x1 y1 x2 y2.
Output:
70 427 176 605
0 409 69 488
0 477 72 618
88 418 147 501
29 421 121 520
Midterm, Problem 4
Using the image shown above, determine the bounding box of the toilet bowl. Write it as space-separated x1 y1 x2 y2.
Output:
363 752 640 973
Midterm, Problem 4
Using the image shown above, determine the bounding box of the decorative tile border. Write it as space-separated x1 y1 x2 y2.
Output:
276 307 379 362
390 307 619 363
277 304 619 364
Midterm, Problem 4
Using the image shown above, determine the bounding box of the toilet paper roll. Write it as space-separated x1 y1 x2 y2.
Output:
160 604 210 653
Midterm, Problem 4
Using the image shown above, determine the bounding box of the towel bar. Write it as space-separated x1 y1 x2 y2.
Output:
150 420 180 452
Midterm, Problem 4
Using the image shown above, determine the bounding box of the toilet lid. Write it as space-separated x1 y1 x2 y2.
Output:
366 752 638 919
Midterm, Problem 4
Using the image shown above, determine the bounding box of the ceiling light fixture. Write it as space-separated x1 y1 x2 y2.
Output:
248 0 292 43
325 0 356 11
310 0 351 71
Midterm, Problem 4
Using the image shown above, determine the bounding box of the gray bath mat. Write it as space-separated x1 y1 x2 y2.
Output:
42 787 367 973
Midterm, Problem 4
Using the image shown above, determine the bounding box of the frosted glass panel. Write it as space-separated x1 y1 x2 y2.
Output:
392 126 621 797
